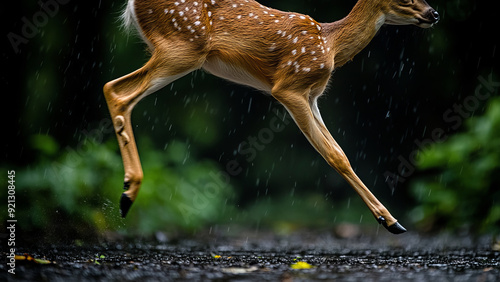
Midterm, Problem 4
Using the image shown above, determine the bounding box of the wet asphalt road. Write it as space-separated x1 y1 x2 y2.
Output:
2 229 499 281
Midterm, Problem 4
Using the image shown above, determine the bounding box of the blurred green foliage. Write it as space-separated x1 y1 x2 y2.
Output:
410 97 500 234
0 134 235 241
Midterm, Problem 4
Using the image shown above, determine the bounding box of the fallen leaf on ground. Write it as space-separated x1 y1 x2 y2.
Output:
291 261 315 269
15 254 52 264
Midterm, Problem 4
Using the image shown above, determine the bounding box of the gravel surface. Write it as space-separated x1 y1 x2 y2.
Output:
2 229 499 281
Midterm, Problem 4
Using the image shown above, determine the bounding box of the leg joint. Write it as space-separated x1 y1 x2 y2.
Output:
124 173 143 190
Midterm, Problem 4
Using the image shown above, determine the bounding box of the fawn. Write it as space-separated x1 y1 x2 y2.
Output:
104 0 439 233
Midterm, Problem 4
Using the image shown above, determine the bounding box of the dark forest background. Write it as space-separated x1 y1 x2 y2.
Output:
1 0 499 243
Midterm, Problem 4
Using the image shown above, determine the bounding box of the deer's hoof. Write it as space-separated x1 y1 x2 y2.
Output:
120 193 133 218
378 216 407 234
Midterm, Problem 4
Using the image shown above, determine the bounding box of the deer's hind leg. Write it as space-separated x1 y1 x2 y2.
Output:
103 46 205 217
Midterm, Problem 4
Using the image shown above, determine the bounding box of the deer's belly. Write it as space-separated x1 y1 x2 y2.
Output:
202 58 272 93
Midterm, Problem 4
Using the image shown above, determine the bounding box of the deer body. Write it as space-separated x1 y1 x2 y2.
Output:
105 0 439 233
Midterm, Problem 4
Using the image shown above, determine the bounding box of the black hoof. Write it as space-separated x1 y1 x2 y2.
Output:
120 193 133 218
378 216 407 234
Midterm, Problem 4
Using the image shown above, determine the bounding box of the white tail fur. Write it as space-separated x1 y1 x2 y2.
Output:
121 0 136 31
121 0 155 50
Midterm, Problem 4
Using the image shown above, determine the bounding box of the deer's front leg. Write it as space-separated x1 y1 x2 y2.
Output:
272 87 406 234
